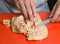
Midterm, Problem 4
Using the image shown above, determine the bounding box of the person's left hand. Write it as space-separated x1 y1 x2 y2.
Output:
50 0 60 22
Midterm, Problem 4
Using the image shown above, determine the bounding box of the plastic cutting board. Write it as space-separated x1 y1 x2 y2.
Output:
0 12 60 44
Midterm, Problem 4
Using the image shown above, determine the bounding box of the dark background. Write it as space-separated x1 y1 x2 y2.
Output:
47 0 57 11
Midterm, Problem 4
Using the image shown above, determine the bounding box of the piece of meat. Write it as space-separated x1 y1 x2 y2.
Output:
11 17 20 33
3 20 10 27
2 13 48 40
11 13 48 40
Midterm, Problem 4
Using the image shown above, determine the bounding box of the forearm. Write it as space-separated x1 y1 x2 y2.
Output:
58 0 60 1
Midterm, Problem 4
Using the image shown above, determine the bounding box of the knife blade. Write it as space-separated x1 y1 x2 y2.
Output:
36 12 55 27
36 18 52 27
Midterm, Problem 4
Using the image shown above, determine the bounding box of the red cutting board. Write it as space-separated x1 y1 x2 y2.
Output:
0 12 60 44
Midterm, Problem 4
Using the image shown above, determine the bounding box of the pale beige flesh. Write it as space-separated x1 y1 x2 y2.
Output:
3 14 48 40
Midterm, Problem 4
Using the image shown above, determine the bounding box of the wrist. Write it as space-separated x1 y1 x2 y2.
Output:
58 0 60 2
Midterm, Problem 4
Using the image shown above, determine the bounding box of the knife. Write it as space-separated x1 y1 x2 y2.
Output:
36 14 54 27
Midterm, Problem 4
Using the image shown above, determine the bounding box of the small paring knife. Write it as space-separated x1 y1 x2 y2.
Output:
36 14 54 27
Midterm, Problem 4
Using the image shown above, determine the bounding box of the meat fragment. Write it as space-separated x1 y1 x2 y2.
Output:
3 20 10 27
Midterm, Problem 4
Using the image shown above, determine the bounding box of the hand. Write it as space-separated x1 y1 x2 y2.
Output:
13 0 36 21
51 0 60 22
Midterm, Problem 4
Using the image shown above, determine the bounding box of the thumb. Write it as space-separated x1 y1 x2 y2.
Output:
52 5 60 22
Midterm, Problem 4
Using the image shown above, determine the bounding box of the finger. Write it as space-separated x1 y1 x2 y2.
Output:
19 0 29 19
23 0 33 21
15 0 28 19
14 0 20 9
50 2 58 18
52 5 60 22
55 15 60 22
29 0 37 17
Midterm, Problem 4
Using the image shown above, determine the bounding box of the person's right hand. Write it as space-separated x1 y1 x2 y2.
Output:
14 0 37 21
50 0 60 22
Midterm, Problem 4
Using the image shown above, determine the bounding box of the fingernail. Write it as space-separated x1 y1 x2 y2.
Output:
33 15 36 17
30 16 34 21
30 18 33 21
52 20 54 22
